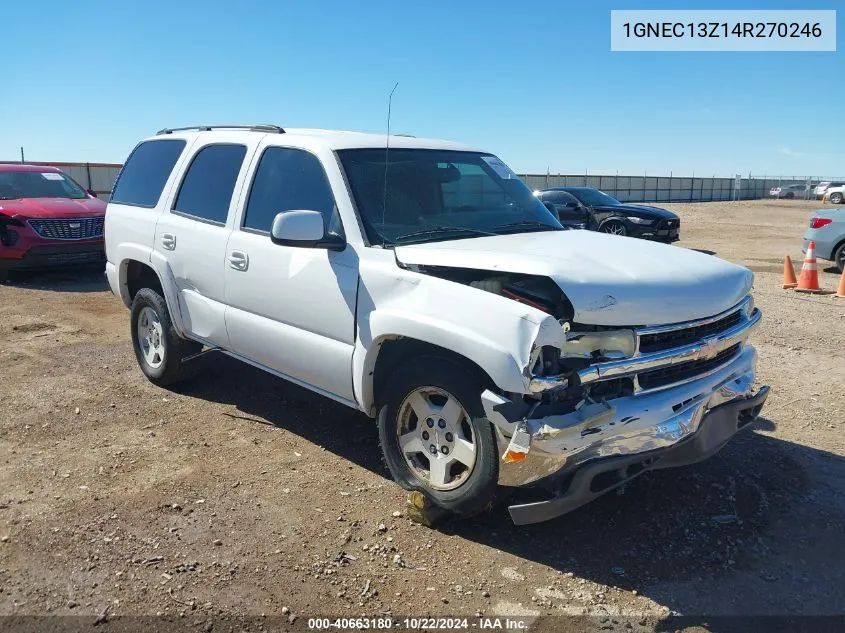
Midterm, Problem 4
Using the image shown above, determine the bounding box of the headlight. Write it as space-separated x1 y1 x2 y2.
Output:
562 329 637 360
626 216 653 225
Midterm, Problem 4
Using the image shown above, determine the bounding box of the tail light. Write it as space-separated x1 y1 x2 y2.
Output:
810 217 833 229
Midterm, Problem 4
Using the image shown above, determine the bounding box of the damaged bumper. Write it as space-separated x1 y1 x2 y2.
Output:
482 345 769 525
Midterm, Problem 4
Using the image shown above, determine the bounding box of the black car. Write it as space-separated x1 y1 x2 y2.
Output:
536 187 680 242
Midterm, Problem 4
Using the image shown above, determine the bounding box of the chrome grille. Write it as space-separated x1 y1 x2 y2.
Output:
637 344 742 390
28 217 104 241
638 309 742 354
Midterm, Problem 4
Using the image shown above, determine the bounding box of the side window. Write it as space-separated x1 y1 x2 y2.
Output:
111 139 186 207
243 147 342 234
173 144 247 224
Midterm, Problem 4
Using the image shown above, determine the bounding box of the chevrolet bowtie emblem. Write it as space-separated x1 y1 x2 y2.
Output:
700 337 720 361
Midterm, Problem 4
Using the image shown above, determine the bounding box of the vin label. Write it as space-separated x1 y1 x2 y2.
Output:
611 10 836 51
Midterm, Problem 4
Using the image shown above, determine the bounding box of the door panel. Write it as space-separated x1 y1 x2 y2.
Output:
223 230 358 400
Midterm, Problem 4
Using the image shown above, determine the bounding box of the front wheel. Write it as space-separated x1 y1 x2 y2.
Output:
600 219 628 236
130 288 201 386
377 358 499 518
830 192 843 204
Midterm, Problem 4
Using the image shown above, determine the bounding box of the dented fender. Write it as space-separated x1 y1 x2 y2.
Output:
352 251 565 415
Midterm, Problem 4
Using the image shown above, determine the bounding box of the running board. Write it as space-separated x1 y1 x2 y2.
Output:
181 346 221 364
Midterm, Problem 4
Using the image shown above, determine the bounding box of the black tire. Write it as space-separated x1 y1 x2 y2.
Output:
785 192 795 199
600 219 628 237
0 269 8 283
377 357 499 518
834 242 845 273
130 287 201 386
830 192 843 204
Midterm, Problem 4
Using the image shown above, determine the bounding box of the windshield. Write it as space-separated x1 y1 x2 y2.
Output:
0 170 88 200
336 149 563 245
568 188 620 206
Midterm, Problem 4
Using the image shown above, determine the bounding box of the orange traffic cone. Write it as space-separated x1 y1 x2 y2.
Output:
836 268 845 299
795 241 829 294
782 256 798 289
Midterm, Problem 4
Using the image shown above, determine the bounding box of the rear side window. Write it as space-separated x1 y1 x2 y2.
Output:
173 144 247 224
242 147 341 234
110 139 186 207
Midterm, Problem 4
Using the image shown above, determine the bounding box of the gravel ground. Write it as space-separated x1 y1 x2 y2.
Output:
1 199 843 631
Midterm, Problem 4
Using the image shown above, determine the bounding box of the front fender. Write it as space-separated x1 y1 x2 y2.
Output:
353 258 566 415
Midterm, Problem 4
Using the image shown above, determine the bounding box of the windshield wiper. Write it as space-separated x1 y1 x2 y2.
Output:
392 226 497 244
492 220 563 233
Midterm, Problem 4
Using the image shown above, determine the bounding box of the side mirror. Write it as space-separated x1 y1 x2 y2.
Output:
270 210 345 251
86 189 98 198
542 200 560 221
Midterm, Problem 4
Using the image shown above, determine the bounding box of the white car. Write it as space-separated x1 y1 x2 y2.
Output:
813 181 845 200
823 184 845 204
104 125 768 525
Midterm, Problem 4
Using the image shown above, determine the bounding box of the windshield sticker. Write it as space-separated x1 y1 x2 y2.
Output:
481 156 518 180
41 172 65 181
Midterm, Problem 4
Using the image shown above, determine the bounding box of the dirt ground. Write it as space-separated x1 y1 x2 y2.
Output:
1 199 844 631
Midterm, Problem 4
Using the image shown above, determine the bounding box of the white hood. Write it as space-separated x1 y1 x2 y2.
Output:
394 231 753 326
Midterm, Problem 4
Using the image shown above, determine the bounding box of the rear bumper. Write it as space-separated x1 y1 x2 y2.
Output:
0 242 105 270
482 344 768 524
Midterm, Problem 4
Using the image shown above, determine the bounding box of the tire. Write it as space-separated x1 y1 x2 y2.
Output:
0 269 8 283
834 242 845 273
600 219 628 237
830 192 843 204
785 192 795 199
130 288 201 386
377 357 499 518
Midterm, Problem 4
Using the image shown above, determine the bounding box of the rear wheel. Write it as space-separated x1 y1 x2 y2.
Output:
785 192 795 199
600 219 627 236
377 358 499 518
830 192 843 204
130 288 201 386
834 243 845 273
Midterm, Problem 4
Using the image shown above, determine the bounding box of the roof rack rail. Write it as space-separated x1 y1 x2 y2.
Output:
393 133 416 137
156 124 285 135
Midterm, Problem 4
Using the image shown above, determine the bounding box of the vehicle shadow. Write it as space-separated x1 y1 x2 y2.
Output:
822 265 841 275
173 353 389 477
2 266 108 293
172 358 845 619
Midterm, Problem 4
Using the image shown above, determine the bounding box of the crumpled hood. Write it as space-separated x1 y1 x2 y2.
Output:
0 196 106 219
395 231 753 326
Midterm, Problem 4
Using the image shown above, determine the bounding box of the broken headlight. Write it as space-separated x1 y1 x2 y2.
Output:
562 328 637 361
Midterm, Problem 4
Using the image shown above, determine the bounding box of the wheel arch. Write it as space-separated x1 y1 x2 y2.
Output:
117 253 187 337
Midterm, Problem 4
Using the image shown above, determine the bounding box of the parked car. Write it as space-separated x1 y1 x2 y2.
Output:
0 164 107 280
105 125 767 525
823 184 845 204
535 187 680 242
813 181 845 200
769 183 806 199
804 210 845 271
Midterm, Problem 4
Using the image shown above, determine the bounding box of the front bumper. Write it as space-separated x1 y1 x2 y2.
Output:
482 344 768 525
0 242 105 270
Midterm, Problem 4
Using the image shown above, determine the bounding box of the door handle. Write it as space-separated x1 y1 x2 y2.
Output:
161 233 176 250
227 250 249 271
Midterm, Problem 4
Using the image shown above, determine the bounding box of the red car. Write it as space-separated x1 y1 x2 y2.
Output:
0 164 107 280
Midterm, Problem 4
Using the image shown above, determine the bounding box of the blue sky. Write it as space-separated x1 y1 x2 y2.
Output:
1 0 841 177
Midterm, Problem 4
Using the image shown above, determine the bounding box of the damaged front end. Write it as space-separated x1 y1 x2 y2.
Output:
481 294 769 525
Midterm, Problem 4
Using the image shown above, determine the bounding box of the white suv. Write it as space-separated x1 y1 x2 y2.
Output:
104 125 768 525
